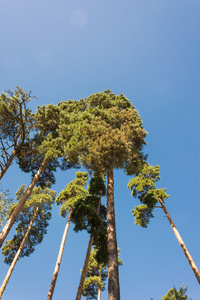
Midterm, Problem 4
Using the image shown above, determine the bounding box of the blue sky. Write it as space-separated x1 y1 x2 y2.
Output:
0 0 200 299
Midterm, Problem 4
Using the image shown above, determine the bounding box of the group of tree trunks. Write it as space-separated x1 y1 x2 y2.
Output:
0 88 199 300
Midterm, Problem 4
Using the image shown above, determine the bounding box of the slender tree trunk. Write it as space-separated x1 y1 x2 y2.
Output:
0 127 24 181
107 168 120 300
97 266 102 300
0 150 16 181
0 158 47 248
47 208 73 300
159 198 200 284
0 204 40 299
76 195 102 300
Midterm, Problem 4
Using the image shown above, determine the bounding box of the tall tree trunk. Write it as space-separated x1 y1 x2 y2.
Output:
107 168 120 300
159 198 200 284
97 266 102 300
0 150 16 181
47 208 73 300
0 158 47 248
75 196 102 300
0 204 40 299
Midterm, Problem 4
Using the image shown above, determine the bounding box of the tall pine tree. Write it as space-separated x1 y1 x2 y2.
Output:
128 163 200 284
62 90 147 299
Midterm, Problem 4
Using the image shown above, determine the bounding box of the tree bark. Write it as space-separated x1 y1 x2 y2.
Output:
47 208 73 300
97 266 102 300
0 158 47 248
76 195 102 300
159 198 200 285
0 204 40 299
107 168 120 300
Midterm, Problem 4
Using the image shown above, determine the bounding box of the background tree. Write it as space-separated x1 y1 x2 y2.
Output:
0 186 12 228
0 101 76 247
72 175 107 300
47 171 88 300
128 163 200 284
82 246 108 300
82 247 123 300
162 284 191 300
0 86 34 180
0 185 56 297
62 90 147 300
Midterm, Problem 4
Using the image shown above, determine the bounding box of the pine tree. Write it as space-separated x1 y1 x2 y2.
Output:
74 175 107 300
0 185 56 298
82 247 123 300
128 163 200 284
82 247 108 300
162 284 191 300
0 101 76 248
47 171 88 300
62 90 147 299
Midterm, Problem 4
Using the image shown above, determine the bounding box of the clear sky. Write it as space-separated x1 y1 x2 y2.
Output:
0 0 200 299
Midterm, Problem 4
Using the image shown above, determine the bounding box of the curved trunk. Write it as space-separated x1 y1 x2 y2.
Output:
107 168 120 300
0 150 16 181
0 204 40 299
76 195 102 300
0 125 25 181
0 159 47 248
47 208 73 300
97 266 102 300
159 198 200 284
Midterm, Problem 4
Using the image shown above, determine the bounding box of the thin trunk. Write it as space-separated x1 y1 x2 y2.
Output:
0 158 47 248
76 195 102 300
159 198 200 285
107 168 120 300
0 204 40 299
47 208 73 300
0 150 16 181
97 266 102 300
0 126 24 181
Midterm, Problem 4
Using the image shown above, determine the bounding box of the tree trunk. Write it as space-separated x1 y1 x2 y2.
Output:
0 158 47 248
97 266 102 300
107 168 120 300
0 204 40 299
76 195 102 300
0 150 16 181
47 208 73 300
159 198 200 284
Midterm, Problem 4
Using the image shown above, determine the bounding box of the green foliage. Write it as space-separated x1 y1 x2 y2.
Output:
82 247 108 300
162 284 191 300
16 102 76 188
0 186 12 227
71 175 108 266
56 171 88 217
60 90 147 175
132 205 154 228
82 246 123 299
128 163 169 227
2 185 56 265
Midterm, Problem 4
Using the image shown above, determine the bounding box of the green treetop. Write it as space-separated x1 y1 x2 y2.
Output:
62 90 147 174
128 163 169 227
56 171 88 217
162 284 191 300
128 163 200 284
